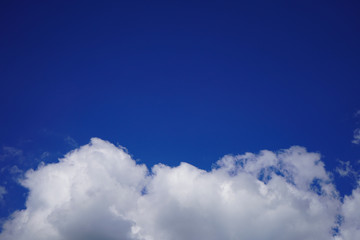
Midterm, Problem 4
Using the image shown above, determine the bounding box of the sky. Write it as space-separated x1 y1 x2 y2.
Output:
0 0 360 239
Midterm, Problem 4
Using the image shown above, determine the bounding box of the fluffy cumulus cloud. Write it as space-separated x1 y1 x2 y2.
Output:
339 184 360 240
0 138 359 240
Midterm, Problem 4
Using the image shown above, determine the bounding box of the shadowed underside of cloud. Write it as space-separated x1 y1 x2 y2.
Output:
0 138 359 240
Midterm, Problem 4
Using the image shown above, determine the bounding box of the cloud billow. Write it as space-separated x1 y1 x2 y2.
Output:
0 138 359 240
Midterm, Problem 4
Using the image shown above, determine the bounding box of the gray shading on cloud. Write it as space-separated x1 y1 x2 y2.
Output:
0 138 359 240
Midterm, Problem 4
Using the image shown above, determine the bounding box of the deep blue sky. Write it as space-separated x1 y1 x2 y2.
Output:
1 0 360 220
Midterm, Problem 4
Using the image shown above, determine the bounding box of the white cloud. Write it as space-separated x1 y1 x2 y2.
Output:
0 138 148 240
0 138 358 240
338 183 360 240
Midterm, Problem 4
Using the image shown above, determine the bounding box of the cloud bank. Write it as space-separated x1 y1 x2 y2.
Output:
0 138 359 240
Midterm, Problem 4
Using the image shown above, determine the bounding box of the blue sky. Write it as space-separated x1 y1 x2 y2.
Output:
1 1 360 239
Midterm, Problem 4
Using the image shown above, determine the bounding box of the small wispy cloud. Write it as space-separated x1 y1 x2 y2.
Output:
64 136 78 148
0 186 6 202
355 110 360 117
336 160 357 178
352 128 360 145
0 147 23 161
40 152 50 160
9 165 22 175
352 110 360 145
